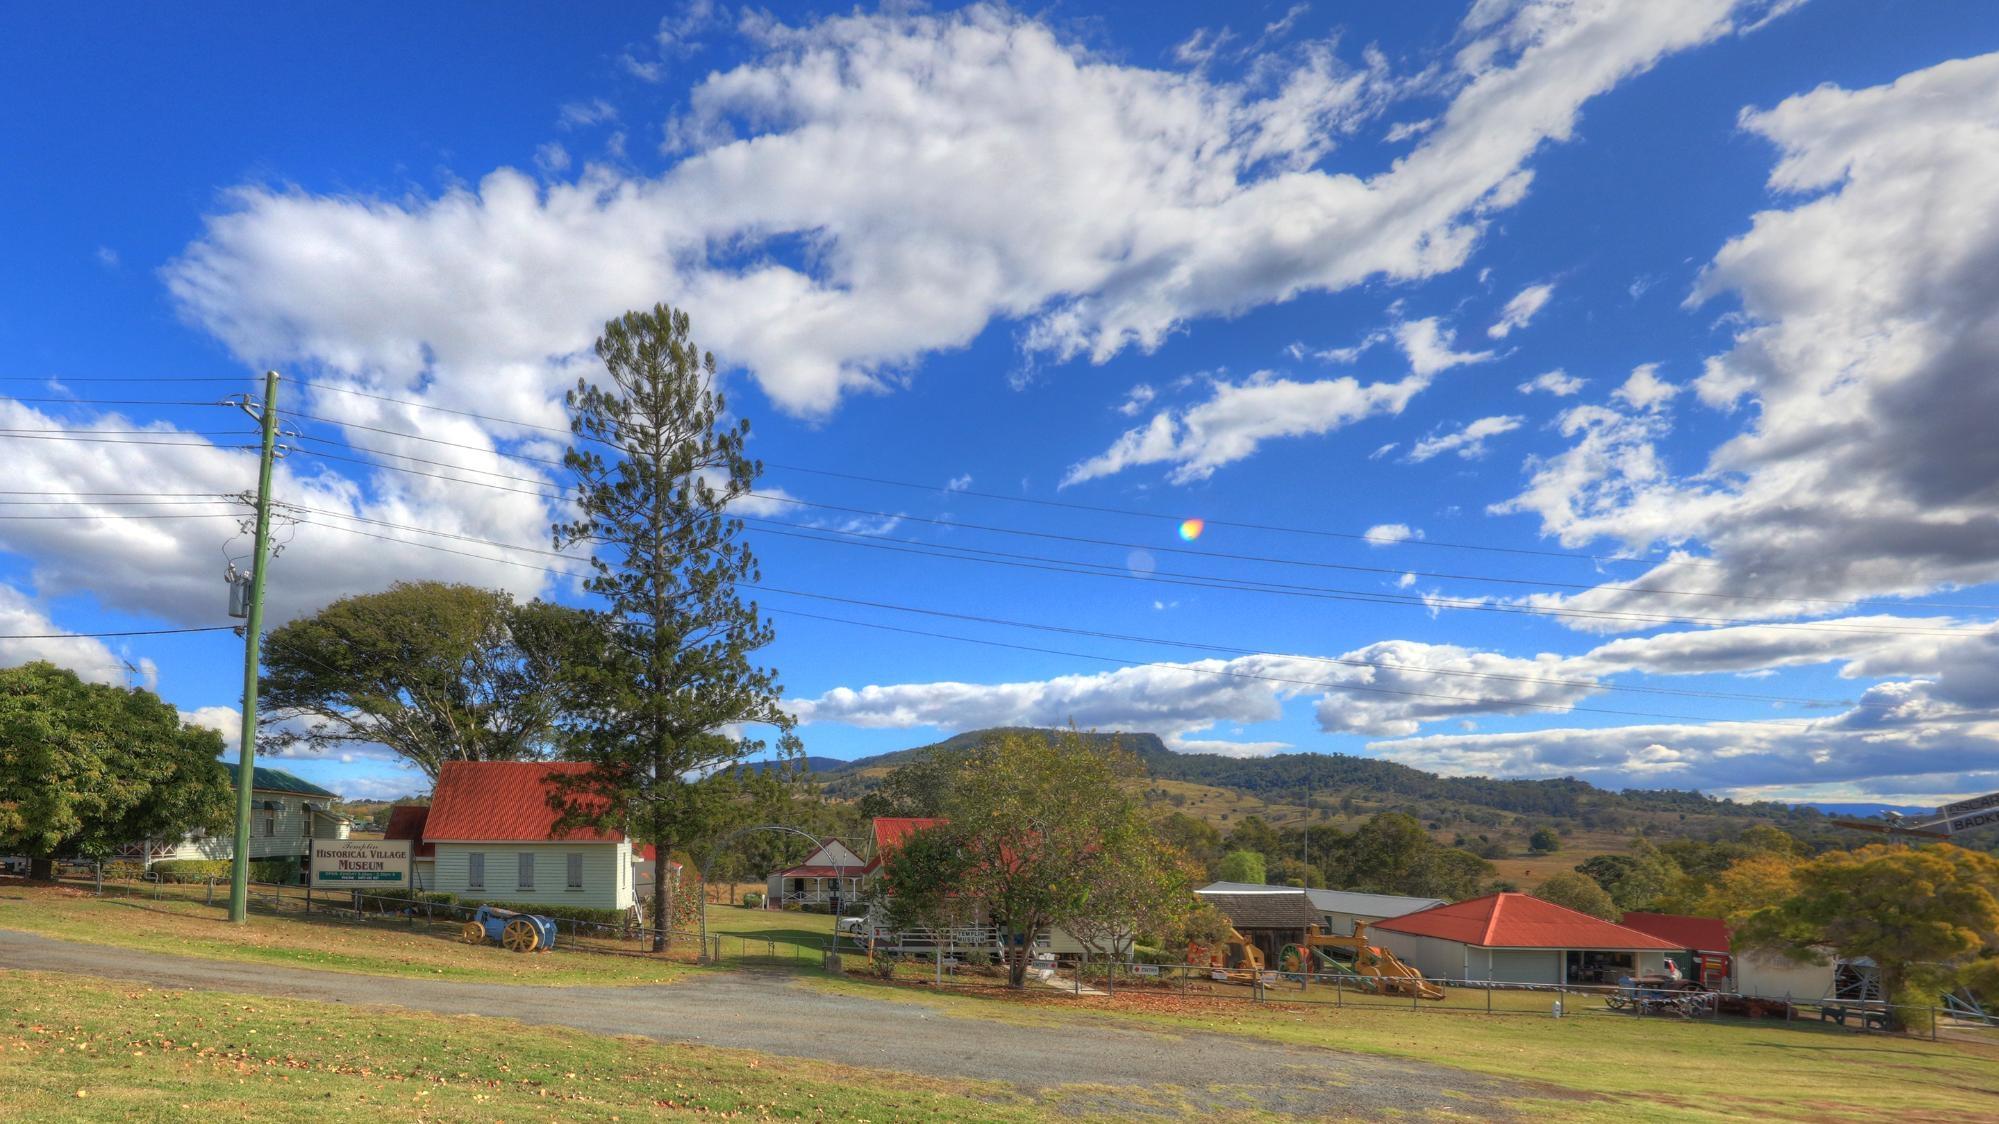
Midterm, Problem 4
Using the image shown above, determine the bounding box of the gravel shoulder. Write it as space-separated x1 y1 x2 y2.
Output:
1 928 1538 1119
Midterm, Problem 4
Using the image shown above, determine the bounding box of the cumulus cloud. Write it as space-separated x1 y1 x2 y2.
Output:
1062 314 1497 484
166 1 1789 424
1487 281 1554 338
0 399 563 629
1519 369 1585 396
1609 363 1678 410
1406 414 1523 462
0 582 134 686
1502 53 1999 626
1364 523 1423 545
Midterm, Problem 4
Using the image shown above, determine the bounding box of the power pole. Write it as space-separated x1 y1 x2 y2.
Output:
229 370 281 924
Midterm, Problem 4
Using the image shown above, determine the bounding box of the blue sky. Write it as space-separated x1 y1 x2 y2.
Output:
5 1 1999 805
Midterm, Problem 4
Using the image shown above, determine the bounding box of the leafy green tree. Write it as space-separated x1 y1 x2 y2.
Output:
878 731 1168 988
549 304 799 951
1339 812 1432 893
0 662 232 878
1269 856 1322 889
856 749 957 819
1153 811 1223 873
262 582 587 781
1735 844 1999 1027
1535 870 1620 920
1224 814 1283 858
1575 840 1681 910
1528 827 1561 854
1062 827 1195 989
1216 849 1266 884
1411 846 1496 899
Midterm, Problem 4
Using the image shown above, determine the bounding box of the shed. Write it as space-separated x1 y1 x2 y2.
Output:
1200 881 1444 935
423 761 637 912
1196 888 1325 969
1621 911 1732 986
1372 892 1680 986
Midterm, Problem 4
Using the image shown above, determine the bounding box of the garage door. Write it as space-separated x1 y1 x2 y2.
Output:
1487 950 1561 985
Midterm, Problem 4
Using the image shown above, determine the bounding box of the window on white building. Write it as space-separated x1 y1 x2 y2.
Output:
567 853 584 890
261 801 278 839
518 853 535 890
467 852 485 889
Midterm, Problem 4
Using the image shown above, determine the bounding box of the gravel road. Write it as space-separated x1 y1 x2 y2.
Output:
1 929 1542 1119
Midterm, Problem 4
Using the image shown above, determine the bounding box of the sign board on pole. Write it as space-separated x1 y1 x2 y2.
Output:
311 840 411 889
1939 791 1999 819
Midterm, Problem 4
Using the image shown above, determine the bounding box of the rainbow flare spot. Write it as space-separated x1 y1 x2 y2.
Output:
1177 518 1205 542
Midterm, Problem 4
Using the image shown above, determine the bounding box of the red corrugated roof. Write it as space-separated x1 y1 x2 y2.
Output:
381 805 435 858
423 761 626 844
776 865 854 878
1373 892 1682 950
861 817 948 874
1621 912 1731 953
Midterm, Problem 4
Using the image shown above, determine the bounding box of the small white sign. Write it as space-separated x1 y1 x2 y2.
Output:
311 840 411 889
1132 964 1161 977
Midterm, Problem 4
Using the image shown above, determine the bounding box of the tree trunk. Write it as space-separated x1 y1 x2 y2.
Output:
1006 926 1029 989
28 856 54 881
652 852 670 953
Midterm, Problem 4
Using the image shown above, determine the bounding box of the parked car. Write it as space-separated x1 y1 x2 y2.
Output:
836 915 870 935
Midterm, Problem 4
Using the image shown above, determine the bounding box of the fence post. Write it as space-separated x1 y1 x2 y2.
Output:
206 878 214 907
94 861 102 895
1486 984 1492 1014
1930 1006 1938 1041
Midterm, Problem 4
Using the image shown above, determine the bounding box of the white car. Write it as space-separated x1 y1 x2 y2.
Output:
836 915 870 935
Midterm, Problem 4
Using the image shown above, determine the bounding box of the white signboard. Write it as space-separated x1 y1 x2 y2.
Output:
311 840 411 889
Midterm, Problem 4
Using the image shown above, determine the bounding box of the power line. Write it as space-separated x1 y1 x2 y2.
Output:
0 625 238 638
284 381 1691 568
0 433 251 449
282 511 1886 713
0 397 226 407
273 403 1999 617
734 516 1974 637
0 376 245 384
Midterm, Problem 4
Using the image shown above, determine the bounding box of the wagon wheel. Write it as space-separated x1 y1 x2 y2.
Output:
459 920 485 944
502 918 541 954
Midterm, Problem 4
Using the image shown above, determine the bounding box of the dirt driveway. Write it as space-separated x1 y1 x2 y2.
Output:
1 928 1543 1119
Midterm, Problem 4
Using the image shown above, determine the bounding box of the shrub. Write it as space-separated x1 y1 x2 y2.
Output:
1132 944 1175 966
152 859 230 882
742 891 764 908
250 857 301 884
96 860 147 881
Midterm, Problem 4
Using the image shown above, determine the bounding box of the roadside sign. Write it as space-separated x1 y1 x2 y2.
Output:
1940 791 1999 819
311 839 411 889
1132 964 1160 977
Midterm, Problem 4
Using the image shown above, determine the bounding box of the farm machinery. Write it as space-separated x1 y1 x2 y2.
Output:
1188 924 1267 982
1278 921 1445 1000
459 905 558 953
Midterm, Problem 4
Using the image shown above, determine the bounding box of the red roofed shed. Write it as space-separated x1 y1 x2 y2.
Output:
1371 892 1681 986
1620 912 1730 954
421 761 640 912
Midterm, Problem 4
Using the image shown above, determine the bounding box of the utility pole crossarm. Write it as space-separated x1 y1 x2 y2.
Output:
229 370 280 924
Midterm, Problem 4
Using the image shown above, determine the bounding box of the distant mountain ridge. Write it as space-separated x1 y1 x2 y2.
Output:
813 726 1828 825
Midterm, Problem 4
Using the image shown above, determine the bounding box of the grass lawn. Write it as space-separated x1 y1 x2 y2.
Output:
803 972 1999 1121
0 970 1037 1123
0 880 689 987
703 904 840 970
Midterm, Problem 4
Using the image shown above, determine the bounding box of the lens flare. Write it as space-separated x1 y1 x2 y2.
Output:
1177 518 1205 542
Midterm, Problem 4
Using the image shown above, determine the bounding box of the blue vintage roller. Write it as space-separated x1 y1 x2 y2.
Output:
458 904 558 953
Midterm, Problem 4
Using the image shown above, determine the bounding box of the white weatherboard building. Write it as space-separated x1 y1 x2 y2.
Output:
420 761 639 913
767 839 866 909
129 763 349 867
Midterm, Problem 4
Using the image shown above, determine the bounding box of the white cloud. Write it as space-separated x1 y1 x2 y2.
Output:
1486 281 1554 338
944 474 973 493
1062 367 1431 485
1518 368 1585 396
533 142 571 175
1115 383 1156 417
167 2 1788 422
1500 52 1999 625
0 583 132 686
1406 414 1523 462
1364 523 1422 546
1392 317 1495 377
0 399 562 629
1609 363 1678 410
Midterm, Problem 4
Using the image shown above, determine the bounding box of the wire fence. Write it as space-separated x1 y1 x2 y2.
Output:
37 867 1996 1045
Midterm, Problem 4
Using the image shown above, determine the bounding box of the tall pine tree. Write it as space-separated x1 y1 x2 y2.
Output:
552 303 797 951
